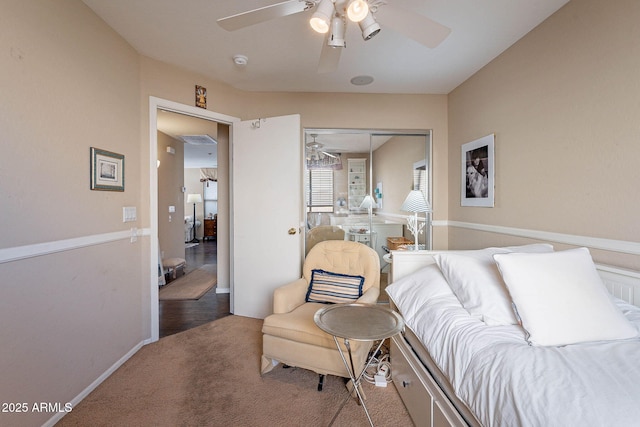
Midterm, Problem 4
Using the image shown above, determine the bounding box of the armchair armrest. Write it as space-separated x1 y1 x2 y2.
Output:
356 287 380 304
273 278 308 314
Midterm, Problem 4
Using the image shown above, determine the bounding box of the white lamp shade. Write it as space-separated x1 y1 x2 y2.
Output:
310 0 334 33
187 193 202 204
359 194 376 209
347 0 369 22
400 190 431 213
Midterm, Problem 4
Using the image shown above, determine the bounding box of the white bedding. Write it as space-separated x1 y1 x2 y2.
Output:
387 265 640 427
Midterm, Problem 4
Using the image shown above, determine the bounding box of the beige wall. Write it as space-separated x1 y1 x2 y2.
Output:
373 135 429 217
157 132 185 260
1 9 449 423
13 0 640 424
373 135 431 244
1 1 143 426
447 0 640 269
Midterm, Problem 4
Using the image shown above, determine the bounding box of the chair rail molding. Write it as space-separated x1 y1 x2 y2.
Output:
0 228 151 264
443 221 640 256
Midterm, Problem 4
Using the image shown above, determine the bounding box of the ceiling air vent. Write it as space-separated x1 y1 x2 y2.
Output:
180 135 217 145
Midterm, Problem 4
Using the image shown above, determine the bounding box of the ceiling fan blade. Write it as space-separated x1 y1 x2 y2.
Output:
217 0 311 31
317 35 342 73
321 151 338 158
376 5 451 48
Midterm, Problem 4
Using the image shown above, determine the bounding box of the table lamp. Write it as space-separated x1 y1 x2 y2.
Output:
400 190 431 251
359 194 376 216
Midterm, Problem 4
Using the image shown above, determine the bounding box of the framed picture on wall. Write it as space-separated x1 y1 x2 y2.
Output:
461 134 494 207
90 147 125 191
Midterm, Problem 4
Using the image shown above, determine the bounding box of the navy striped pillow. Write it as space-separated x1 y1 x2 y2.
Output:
306 269 364 304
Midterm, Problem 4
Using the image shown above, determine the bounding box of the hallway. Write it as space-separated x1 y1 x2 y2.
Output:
159 240 230 338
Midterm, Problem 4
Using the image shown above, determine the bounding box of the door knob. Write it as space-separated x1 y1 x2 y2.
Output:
288 228 297 235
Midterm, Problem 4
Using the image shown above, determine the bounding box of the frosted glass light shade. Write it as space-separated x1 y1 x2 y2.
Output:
187 193 202 204
400 190 431 213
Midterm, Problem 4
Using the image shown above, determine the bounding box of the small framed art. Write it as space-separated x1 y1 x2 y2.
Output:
195 85 207 109
461 134 494 207
90 147 125 191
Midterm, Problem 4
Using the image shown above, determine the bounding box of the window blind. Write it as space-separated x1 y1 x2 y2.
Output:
307 169 334 212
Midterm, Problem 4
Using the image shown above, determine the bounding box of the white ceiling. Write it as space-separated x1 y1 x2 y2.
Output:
82 0 570 95
99 0 569 166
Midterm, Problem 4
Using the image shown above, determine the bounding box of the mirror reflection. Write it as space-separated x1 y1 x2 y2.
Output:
304 129 432 268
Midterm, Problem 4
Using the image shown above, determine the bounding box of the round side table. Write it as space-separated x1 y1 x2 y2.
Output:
314 303 404 426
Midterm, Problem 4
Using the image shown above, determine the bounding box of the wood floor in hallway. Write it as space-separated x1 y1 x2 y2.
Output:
159 240 230 338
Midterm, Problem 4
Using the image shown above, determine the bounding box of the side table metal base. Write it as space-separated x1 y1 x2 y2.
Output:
314 303 404 427
328 337 386 427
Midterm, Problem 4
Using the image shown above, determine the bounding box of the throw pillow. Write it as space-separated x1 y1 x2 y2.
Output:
306 269 364 304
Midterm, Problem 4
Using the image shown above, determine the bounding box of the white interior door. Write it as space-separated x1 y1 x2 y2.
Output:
232 114 302 318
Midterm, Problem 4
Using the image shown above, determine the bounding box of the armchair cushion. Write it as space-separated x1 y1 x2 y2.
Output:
262 303 336 348
262 303 368 353
305 269 364 304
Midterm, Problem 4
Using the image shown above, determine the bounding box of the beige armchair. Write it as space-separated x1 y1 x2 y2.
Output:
305 225 345 255
261 240 380 390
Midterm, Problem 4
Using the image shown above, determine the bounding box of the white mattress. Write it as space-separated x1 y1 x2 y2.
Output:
394 287 640 426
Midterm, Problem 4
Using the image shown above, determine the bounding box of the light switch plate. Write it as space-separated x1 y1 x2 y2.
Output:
123 206 137 222
168 205 175 213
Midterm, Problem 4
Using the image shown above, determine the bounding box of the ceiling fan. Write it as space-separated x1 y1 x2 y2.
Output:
306 134 338 159
217 0 451 73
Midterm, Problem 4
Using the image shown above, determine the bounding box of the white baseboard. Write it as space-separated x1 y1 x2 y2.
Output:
43 340 146 427
216 287 230 294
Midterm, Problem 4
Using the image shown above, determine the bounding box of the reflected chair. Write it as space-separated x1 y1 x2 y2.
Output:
305 225 345 255
261 240 380 390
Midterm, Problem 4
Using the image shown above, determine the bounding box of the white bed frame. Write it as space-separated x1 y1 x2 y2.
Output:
388 250 640 427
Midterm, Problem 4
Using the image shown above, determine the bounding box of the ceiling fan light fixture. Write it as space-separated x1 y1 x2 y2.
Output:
328 15 346 48
358 11 380 40
310 0 335 33
347 0 369 23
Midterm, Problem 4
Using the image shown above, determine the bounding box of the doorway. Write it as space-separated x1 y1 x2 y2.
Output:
156 109 230 337
149 97 237 341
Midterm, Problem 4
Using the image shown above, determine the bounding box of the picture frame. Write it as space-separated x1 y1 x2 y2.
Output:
195 85 207 109
461 134 494 207
90 147 125 191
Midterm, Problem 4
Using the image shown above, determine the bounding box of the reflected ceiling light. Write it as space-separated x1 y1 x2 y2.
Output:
347 0 369 23
328 15 346 48
310 0 335 33
358 11 380 40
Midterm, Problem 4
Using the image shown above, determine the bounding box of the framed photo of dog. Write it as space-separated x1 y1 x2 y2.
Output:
461 134 494 207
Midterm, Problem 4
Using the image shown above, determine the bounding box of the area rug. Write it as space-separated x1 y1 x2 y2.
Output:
56 315 412 426
159 264 216 300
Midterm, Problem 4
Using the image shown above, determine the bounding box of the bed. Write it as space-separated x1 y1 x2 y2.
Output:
385 244 640 427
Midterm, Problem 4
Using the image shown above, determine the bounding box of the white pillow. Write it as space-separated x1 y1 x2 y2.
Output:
434 248 517 325
493 248 638 346
385 263 453 323
500 243 554 253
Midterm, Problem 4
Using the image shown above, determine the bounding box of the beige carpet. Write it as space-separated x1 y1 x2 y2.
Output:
56 315 413 427
159 264 216 300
